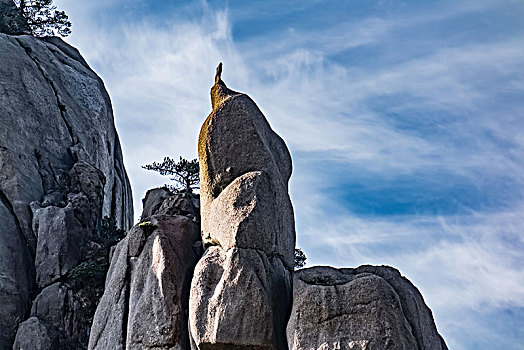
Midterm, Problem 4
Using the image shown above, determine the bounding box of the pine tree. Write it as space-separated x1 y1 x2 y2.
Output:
294 248 307 269
142 156 200 193
14 0 71 37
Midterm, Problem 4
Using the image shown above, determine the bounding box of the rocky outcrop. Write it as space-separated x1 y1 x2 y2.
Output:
0 2 133 347
11 161 120 349
13 317 58 350
287 266 448 350
189 65 295 349
88 189 202 350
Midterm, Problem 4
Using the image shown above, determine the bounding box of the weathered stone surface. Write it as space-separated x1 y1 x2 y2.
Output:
0 196 33 348
287 266 448 350
0 0 30 35
190 68 295 349
190 246 292 349
141 187 171 220
89 191 202 350
142 187 200 224
28 275 107 349
31 162 103 288
12 317 58 350
31 283 68 329
0 24 132 348
33 204 84 287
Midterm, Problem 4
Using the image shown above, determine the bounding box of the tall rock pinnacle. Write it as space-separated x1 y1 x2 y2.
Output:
190 64 296 349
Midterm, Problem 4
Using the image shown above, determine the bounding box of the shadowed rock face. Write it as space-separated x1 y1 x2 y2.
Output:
287 266 449 350
0 3 133 347
190 69 295 349
88 189 202 350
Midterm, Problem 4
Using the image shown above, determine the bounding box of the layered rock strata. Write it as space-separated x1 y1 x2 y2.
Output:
287 266 449 350
189 65 296 349
0 2 133 347
88 189 202 350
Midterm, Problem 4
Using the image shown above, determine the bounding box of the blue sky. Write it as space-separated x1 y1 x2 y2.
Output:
53 0 524 348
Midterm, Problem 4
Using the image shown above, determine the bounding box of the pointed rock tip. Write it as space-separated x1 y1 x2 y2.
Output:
215 62 223 83
210 62 239 110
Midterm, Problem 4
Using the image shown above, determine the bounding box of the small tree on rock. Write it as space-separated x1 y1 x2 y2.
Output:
14 0 71 37
142 156 199 193
294 248 307 269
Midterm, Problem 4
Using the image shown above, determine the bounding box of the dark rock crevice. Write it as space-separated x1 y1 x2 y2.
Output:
0 188 33 255
14 37 75 146
121 255 131 350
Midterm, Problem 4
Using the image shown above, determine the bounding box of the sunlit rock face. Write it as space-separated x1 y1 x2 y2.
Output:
88 189 202 350
0 2 133 346
287 266 449 350
189 68 295 349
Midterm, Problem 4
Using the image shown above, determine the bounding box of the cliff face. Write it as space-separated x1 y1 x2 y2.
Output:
0 1 133 348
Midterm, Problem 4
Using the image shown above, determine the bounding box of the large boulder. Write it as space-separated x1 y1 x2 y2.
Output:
88 190 202 350
287 266 448 350
12 317 58 350
189 65 295 349
0 6 133 347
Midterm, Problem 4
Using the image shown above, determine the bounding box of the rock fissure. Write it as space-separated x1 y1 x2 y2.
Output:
0 188 32 254
121 254 131 349
219 245 292 272
33 149 50 198
14 37 75 145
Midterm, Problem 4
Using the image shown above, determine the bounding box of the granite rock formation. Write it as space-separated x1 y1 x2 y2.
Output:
0 10 450 347
88 189 202 350
189 65 295 349
287 266 448 350
0 1 133 347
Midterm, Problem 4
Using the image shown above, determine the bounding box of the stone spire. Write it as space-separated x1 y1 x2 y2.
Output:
210 62 240 110
191 65 296 349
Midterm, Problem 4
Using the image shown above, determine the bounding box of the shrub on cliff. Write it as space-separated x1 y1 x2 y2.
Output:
14 0 71 37
295 248 307 269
